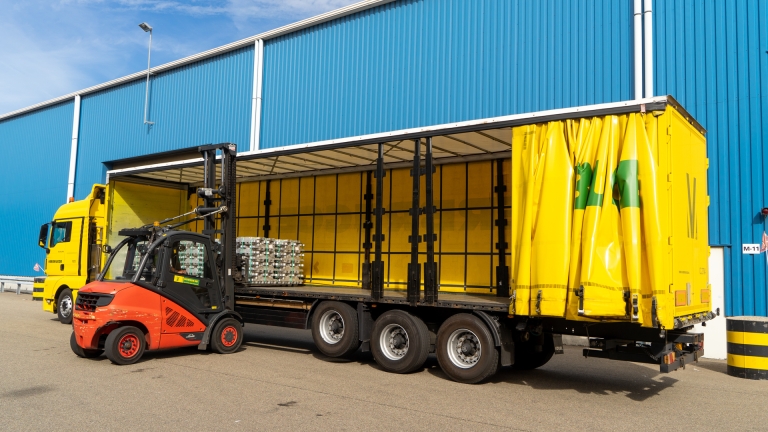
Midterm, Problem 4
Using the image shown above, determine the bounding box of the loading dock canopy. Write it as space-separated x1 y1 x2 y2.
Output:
106 96 692 185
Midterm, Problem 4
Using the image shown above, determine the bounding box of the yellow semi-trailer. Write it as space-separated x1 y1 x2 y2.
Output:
58 96 713 382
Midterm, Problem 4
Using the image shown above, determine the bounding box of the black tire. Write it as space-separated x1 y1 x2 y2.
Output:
105 326 145 365
371 310 430 374
512 333 555 370
57 288 73 324
311 301 360 358
210 318 243 354
70 332 103 358
436 313 499 384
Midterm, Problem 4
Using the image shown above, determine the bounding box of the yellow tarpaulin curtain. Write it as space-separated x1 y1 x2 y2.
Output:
511 113 663 323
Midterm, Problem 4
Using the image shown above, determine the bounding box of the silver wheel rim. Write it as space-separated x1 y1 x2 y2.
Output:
318 310 344 345
60 296 72 317
446 328 481 369
378 323 409 361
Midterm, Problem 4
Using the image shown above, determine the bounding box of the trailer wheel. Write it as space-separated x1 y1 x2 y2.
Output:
311 301 359 358
211 318 243 354
436 314 498 384
70 332 103 358
57 288 73 324
513 333 555 370
371 310 430 374
105 326 145 365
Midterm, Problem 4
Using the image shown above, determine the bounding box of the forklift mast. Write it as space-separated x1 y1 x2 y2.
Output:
197 143 237 311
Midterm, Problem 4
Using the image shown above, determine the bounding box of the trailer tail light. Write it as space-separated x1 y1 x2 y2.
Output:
662 352 676 365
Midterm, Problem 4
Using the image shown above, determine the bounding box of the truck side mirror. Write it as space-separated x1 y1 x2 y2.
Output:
38 224 49 249
104 245 113 254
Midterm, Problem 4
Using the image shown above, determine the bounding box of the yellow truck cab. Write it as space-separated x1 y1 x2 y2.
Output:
37 185 107 323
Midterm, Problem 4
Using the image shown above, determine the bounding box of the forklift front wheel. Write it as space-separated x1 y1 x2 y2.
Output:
211 318 243 354
105 326 146 365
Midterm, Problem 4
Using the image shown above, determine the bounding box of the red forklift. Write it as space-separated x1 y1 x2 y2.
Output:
70 144 243 365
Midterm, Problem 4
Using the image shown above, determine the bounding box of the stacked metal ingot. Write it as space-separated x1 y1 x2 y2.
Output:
236 237 305 286
178 242 206 278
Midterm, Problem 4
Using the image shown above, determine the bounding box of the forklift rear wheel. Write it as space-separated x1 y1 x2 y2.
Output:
311 301 359 358
436 314 499 384
371 310 430 374
57 288 73 324
70 332 103 358
512 333 555 370
105 326 145 365
211 318 243 354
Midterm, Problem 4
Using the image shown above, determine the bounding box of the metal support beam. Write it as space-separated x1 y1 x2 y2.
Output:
263 179 272 237
202 150 217 234
67 95 81 201
362 171 374 290
221 145 237 310
250 39 264 151
371 143 385 300
407 139 422 306
494 159 510 297
423 137 437 304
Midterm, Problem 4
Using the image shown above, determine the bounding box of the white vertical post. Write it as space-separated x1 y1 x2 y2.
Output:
633 0 643 100
250 39 264 152
67 95 81 201
144 30 154 125
643 0 654 98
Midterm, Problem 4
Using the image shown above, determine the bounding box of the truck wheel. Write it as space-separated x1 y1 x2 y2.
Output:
513 333 555 370
70 332 103 358
371 310 430 374
436 314 499 384
57 288 73 324
211 318 243 354
105 326 145 365
311 301 359 358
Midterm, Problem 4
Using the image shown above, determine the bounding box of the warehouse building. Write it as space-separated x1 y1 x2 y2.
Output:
1 0 766 332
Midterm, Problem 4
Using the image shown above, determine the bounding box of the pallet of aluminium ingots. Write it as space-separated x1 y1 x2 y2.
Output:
236 237 305 286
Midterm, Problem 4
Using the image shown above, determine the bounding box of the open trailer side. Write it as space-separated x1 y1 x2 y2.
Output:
96 96 713 382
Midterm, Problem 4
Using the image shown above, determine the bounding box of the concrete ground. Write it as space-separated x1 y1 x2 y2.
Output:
1 292 766 432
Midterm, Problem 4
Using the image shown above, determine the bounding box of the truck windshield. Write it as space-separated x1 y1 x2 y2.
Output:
101 238 158 282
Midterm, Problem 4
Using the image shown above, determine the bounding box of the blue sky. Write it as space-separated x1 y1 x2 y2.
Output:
0 0 358 115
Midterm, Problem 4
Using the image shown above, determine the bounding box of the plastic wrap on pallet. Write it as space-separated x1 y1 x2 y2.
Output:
236 237 305 286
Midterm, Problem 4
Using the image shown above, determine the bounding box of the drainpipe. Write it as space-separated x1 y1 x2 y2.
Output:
643 0 654 97
250 39 264 151
633 0 643 100
67 95 81 201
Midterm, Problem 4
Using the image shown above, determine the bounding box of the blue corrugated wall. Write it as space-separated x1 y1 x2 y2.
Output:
74 46 254 198
2 0 766 317
654 0 768 316
260 0 633 148
0 101 73 276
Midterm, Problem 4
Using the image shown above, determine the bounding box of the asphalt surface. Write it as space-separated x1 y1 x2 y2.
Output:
1 292 767 431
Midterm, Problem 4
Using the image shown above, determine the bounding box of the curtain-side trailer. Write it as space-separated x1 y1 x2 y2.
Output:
64 96 714 383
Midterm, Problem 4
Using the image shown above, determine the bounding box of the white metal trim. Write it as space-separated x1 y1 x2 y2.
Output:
643 0 654 97
250 39 264 152
106 97 670 179
633 0 643 100
67 95 81 200
0 0 397 121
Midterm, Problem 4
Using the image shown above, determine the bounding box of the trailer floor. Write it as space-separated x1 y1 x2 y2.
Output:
2 292 766 432
235 284 510 311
